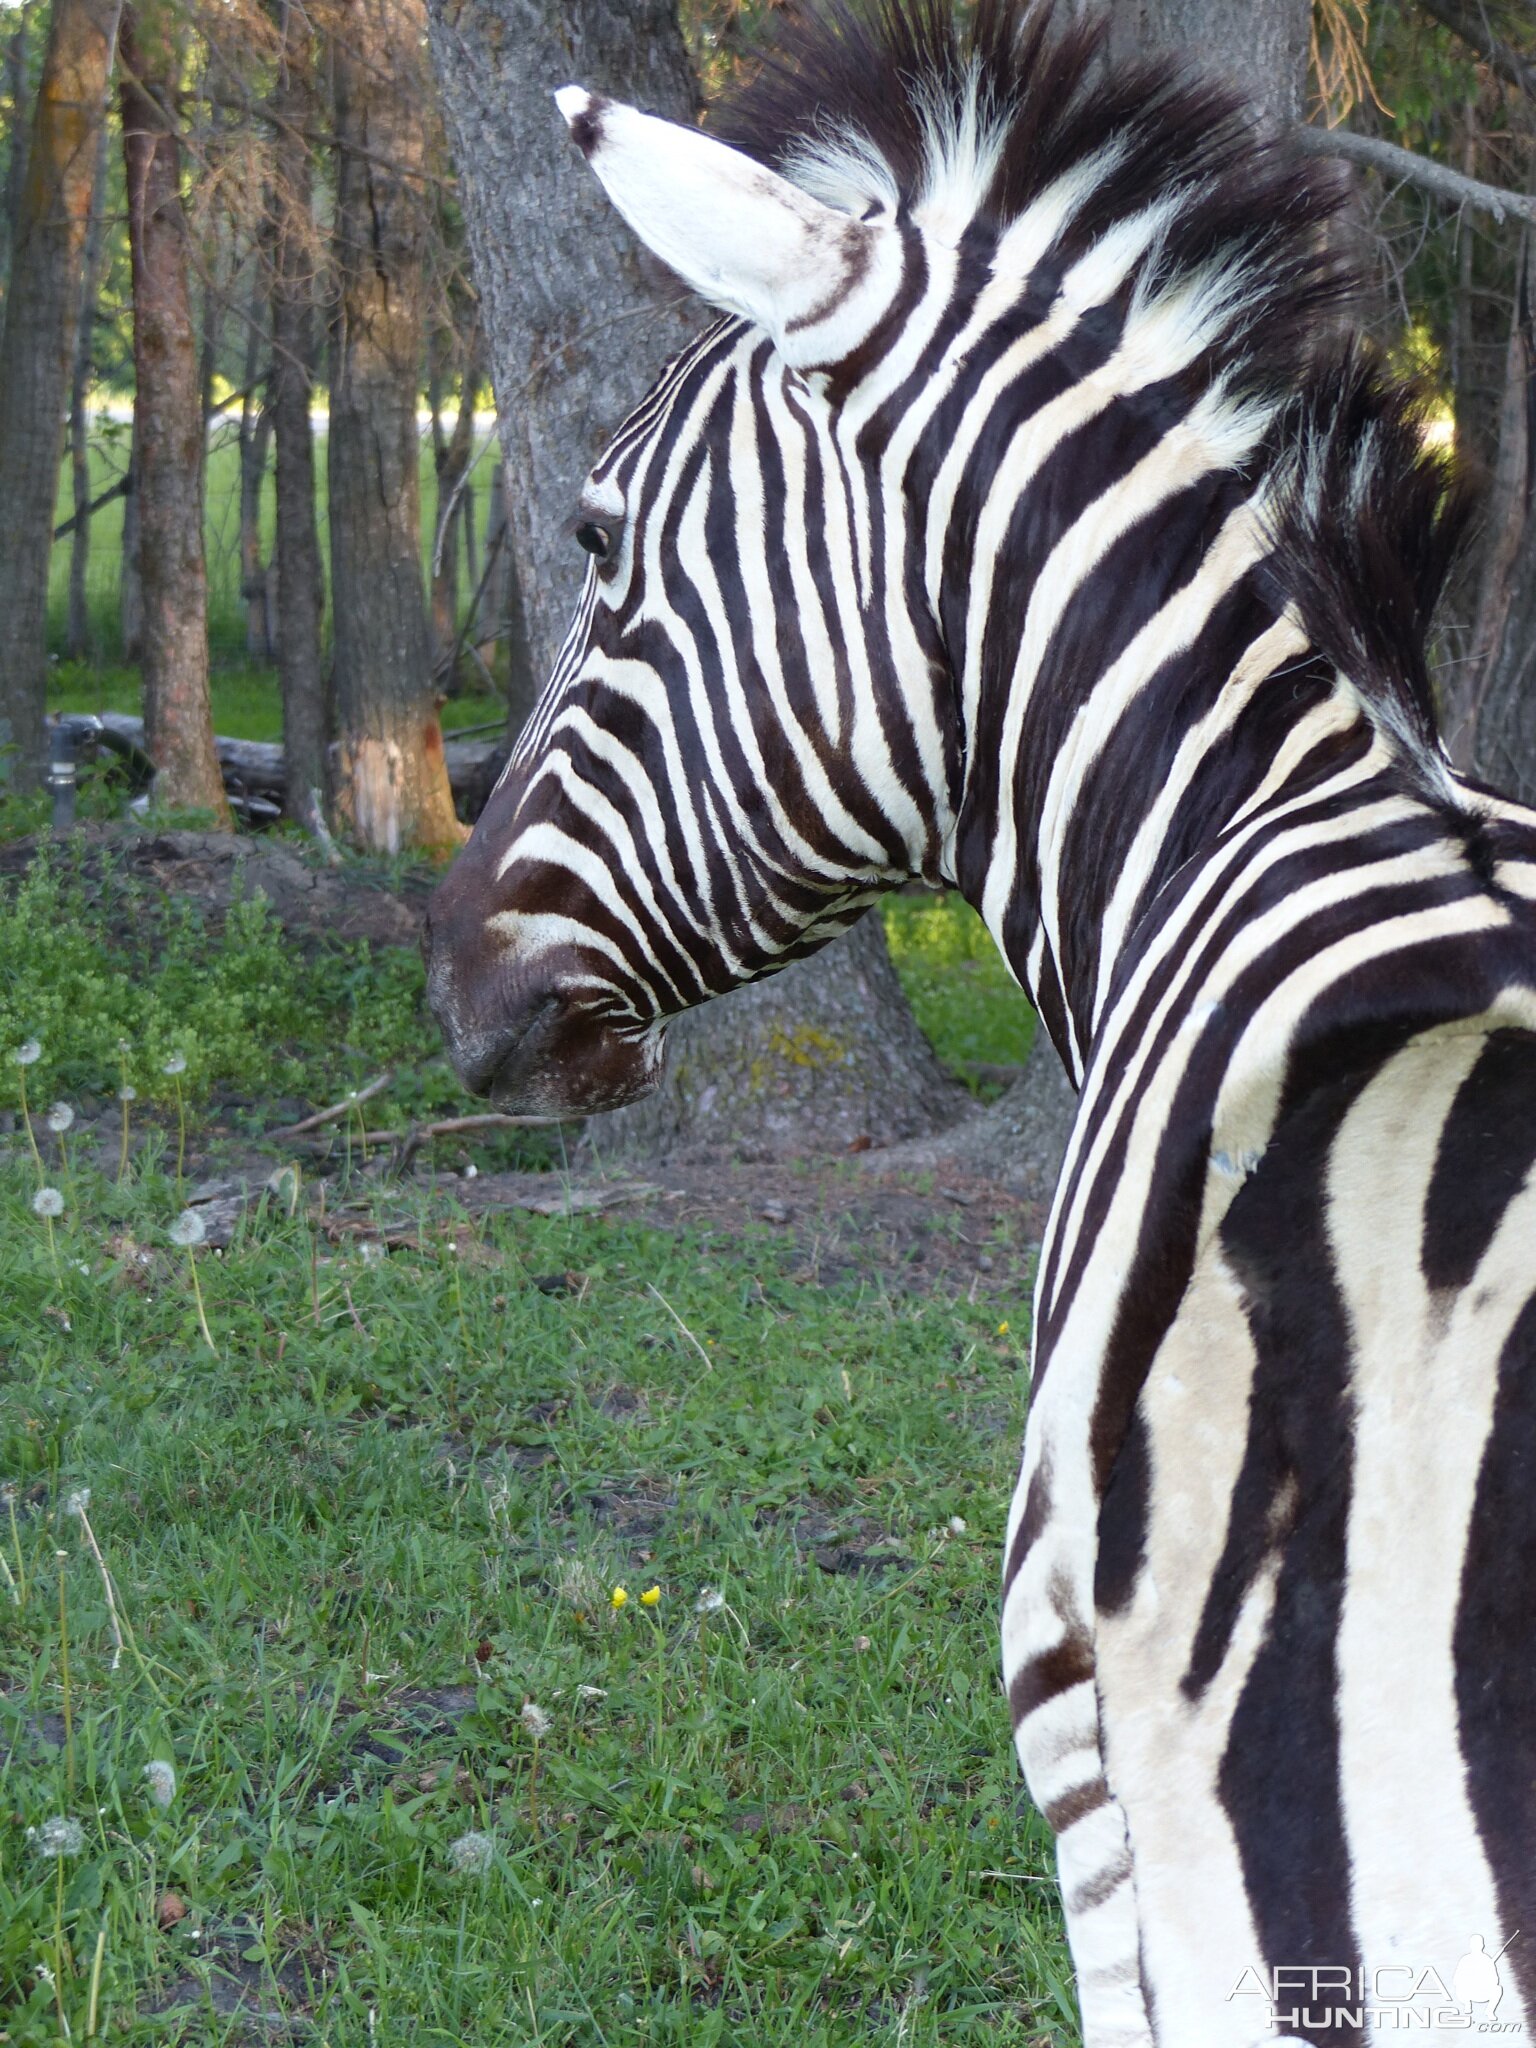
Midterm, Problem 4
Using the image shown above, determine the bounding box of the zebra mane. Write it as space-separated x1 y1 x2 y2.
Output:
712 0 1473 757
711 0 1350 386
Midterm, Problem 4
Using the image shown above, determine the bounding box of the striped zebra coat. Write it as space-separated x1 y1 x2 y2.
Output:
426 4 1536 2039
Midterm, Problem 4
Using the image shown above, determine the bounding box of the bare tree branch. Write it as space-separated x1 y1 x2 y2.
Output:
1296 122 1536 222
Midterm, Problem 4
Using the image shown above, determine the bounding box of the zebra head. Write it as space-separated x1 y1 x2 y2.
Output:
428 2 1350 1112
427 76 958 1113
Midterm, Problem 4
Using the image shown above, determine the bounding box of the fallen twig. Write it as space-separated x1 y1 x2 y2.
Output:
389 1111 564 1172
268 1072 394 1139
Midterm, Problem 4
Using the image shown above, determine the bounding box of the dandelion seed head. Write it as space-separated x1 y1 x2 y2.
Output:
520 1701 551 1740
46 1102 74 1133
446 1829 494 1874
144 1759 177 1808
64 1489 90 1518
29 1816 84 1857
640 1585 661 1608
360 1240 384 1265
576 1684 607 1700
169 1210 206 1248
162 1053 187 1076
13 1039 41 1067
31 1187 64 1218
695 1587 725 1614
119 1085 137 1104
948 1515 967 1536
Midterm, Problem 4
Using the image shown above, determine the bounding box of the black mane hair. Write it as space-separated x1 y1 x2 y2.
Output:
711 0 1473 754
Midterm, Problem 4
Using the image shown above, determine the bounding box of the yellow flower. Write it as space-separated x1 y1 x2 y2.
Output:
610 1586 628 1610
996 1320 1010 1336
640 1585 661 1607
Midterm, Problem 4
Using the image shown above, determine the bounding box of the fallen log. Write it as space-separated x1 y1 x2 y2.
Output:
87 713 505 813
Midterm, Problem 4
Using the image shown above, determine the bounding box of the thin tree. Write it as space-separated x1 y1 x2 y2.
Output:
65 121 111 661
120 0 230 821
268 0 327 834
327 0 459 853
0 0 116 791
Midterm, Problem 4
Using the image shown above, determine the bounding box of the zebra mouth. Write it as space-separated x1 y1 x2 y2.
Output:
481 998 663 1117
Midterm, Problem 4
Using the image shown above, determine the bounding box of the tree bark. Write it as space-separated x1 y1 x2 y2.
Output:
268 0 328 835
1111 0 1311 123
1463 231 1536 803
120 3 230 822
119 420 144 661
423 0 701 710
586 913 969 1166
65 120 110 662
2 3 35 277
327 0 459 854
0 0 115 791
864 1025 1078 1205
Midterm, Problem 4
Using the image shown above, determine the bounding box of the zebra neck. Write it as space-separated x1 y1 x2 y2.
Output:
943 459 1343 1079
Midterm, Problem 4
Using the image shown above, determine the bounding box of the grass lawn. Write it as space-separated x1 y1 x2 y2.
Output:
0 1155 1073 2044
44 661 507 745
0 840 1072 2044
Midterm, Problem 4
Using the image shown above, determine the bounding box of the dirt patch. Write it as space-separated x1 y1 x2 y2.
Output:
440 1157 1043 1296
147 1918 324 2041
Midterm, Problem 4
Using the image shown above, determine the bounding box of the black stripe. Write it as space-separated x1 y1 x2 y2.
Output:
1454 1286 1536 2015
1421 1029 1536 1293
1211 1068 1371 2042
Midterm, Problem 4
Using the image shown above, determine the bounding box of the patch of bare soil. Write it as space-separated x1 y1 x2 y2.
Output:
301 1155 1040 1294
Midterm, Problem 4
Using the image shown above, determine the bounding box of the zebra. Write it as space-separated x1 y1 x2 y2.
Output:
425 2 1536 2038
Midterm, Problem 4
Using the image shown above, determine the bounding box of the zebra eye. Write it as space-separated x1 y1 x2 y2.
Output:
575 521 611 561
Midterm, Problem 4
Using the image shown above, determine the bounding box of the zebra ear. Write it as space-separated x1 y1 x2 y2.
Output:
554 87 901 371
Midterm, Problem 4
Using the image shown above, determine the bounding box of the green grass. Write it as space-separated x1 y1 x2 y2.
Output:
0 842 1066 2040
0 1154 1072 2044
44 661 506 745
48 421 503 667
883 895 1035 1078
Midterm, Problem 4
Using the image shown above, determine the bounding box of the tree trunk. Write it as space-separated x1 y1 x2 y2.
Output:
328 0 459 854
586 913 969 1166
119 422 144 661
120 4 230 822
2 3 35 278
1463 246 1536 802
268 0 328 835
865 1025 1078 1206
423 0 700 712
65 120 110 662
238 309 275 660
1111 0 1310 123
0 0 115 791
